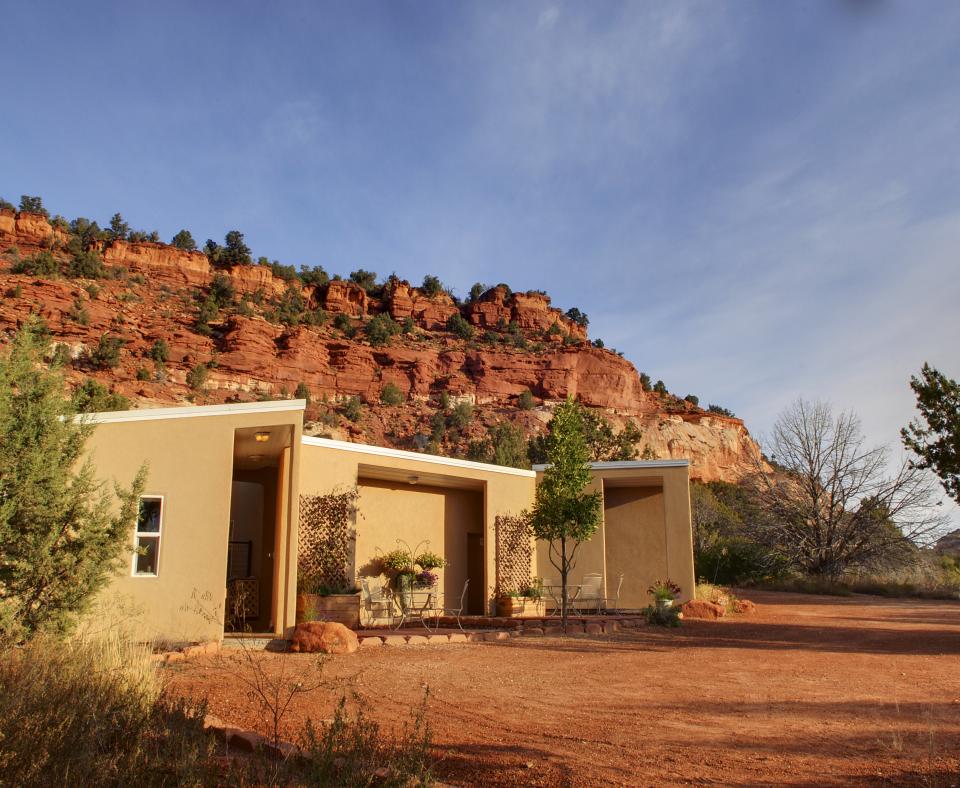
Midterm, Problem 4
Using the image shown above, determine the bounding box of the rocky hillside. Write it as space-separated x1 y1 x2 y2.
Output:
0 207 762 482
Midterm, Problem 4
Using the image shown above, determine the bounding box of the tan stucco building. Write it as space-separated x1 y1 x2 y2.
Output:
85 399 694 644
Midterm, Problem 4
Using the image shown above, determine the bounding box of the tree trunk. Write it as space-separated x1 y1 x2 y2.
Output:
560 535 568 631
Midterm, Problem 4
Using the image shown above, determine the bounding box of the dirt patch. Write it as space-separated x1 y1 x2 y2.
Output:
168 591 960 785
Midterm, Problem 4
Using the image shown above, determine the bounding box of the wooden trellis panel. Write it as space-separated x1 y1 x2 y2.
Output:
298 493 354 589
495 513 533 595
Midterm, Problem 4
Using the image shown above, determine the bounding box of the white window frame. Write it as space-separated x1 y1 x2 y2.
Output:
132 495 164 577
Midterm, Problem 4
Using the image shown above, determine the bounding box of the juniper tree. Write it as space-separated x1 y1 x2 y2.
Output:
528 398 602 629
0 321 146 640
902 363 960 504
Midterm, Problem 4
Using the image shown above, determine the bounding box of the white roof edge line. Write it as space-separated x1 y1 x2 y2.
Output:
79 399 307 424
531 459 690 471
301 436 537 478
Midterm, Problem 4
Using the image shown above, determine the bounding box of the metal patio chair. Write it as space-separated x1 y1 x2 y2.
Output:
578 572 604 614
602 573 625 614
426 578 470 632
360 577 395 628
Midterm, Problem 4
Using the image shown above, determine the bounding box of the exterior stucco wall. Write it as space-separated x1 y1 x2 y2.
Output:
85 406 303 644
299 440 536 614
534 463 695 608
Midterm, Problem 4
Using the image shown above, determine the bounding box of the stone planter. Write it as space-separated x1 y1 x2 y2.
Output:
296 593 361 628
655 598 674 612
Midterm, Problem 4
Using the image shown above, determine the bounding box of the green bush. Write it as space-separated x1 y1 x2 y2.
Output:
639 373 652 392
12 250 60 277
366 313 400 347
653 379 667 395
684 394 699 407
696 536 782 586
18 195 47 216
275 285 306 326
295 382 311 404
380 383 404 406
68 250 106 279
348 269 378 293
91 335 124 369
343 396 363 422
451 401 473 429
420 275 444 297
446 312 474 340
518 389 535 410
149 338 170 364
707 404 735 417
209 273 235 307
333 313 355 337
186 363 208 391
69 297 90 326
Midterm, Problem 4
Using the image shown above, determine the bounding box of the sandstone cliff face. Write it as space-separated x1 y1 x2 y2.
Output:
0 212 761 482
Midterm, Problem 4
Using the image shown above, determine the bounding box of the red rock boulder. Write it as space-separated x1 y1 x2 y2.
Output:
289 621 359 654
733 599 758 615
680 600 725 620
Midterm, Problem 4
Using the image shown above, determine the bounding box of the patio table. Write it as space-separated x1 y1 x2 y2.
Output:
542 583 583 614
392 586 441 631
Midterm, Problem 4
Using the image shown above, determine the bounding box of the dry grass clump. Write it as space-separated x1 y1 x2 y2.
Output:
695 581 739 613
0 630 213 786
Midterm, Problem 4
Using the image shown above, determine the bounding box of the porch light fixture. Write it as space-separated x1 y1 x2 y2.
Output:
408 475 419 485
248 454 263 462
254 431 271 443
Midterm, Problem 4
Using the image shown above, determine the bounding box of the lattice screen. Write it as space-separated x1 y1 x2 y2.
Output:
495 513 533 595
298 492 356 589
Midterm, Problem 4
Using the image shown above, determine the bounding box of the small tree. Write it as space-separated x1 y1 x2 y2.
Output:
639 373 652 392
528 398 602 629
18 195 47 216
420 275 444 298
221 230 252 266
748 398 946 578
446 312 474 340
0 322 145 639
366 313 400 347
170 229 196 251
108 213 129 241
902 363 960 504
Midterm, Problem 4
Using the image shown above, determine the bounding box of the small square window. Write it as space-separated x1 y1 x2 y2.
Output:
133 496 163 577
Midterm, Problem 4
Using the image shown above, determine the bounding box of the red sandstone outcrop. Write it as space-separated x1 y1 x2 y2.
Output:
0 220 766 483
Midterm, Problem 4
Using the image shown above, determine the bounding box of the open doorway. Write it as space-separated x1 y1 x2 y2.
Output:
226 425 292 634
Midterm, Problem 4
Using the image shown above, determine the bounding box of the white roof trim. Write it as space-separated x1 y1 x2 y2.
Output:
302 436 537 478
79 399 307 424
531 459 689 471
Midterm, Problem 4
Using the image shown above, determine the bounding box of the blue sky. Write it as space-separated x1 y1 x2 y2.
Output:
2 1 959 524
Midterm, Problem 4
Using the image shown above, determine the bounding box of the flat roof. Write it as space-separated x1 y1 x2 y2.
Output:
531 459 689 472
79 399 307 424
302 435 537 478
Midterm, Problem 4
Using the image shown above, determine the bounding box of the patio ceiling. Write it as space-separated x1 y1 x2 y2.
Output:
357 463 486 491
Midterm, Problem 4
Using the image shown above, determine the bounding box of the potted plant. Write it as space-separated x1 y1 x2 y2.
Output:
648 578 682 611
496 577 545 617
377 542 447 611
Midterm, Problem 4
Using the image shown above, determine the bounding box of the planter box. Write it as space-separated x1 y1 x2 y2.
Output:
296 593 360 628
495 596 545 618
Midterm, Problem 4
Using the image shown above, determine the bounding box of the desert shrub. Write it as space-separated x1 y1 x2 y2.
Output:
450 401 473 429
367 313 400 347
149 338 170 364
170 229 196 250
380 382 404 406
696 536 783 585
446 312 474 340
547 322 563 337
68 297 90 326
518 389 535 410
694 581 739 613
195 295 218 335
209 273 235 307
639 373 652 392
107 213 129 241
91 334 124 369
0 632 212 785
275 285 306 326
642 605 681 627
420 274 444 297
68 250 106 279
298 694 432 786
71 379 130 413
343 396 363 422
684 394 699 407
564 307 589 327
12 250 60 277
186 363 209 391
136 366 151 381
299 265 329 287
653 380 667 395
707 404 736 417
295 382 311 404
0 197 14 212
333 313 355 336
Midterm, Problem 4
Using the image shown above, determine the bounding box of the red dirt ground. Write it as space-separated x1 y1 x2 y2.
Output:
168 591 960 785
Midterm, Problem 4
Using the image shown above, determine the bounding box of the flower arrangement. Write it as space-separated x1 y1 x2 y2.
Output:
414 570 438 588
374 541 446 593
647 578 682 602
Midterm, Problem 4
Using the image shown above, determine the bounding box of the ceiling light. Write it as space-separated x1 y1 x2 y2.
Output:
249 454 263 462
408 475 419 485
254 432 271 443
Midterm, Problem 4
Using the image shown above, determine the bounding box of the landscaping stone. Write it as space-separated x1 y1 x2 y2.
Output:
289 621 359 654
543 626 564 636
407 635 429 645
448 633 469 643
359 636 384 647
681 600 725 620
382 635 408 647
484 631 509 641
602 621 620 634
427 634 450 645
522 627 544 636
584 623 603 635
